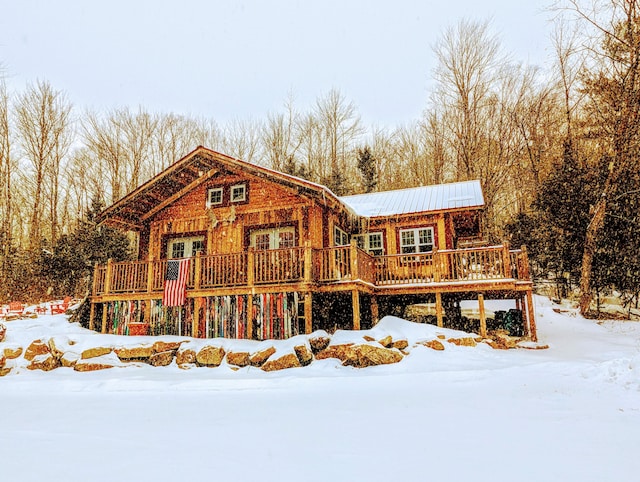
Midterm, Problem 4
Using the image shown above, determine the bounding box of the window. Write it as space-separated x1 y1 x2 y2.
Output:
251 227 296 250
355 232 384 256
168 236 205 259
334 226 349 246
206 187 223 207
230 183 246 202
400 227 434 254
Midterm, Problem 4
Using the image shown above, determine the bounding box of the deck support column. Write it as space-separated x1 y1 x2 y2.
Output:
526 289 537 342
304 292 313 334
89 302 96 331
101 303 108 334
247 293 254 339
435 292 444 327
192 297 200 338
478 293 487 338
352 290 361 331
371 296 379 325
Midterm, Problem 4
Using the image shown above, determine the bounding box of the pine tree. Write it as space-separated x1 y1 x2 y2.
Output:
357 146 377 193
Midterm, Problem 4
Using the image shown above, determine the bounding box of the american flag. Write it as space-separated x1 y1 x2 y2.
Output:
163 259 190 306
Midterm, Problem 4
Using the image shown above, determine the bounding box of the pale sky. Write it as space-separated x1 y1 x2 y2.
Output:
0 0 554 127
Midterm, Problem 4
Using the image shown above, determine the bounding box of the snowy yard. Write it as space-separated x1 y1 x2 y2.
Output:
1 295 639 482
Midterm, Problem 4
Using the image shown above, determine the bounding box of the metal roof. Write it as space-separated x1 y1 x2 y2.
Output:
339 180 484 218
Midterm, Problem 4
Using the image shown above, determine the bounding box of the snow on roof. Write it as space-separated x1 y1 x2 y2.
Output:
339 180 484 217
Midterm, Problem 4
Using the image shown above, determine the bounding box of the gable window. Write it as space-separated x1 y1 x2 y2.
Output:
206 187 223 207
400 227 434 254
355 232 384 256
334 226 349 246
230 183 246 203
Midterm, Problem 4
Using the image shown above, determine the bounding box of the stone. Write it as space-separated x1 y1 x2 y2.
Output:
61 352 80 368
74 362 114 372
437 334 446 340
0 355 5 368
392 339 409 351
196 346 226 367
344 344 403 368
249 346 276 367
447 337 478 347
294 345 313 366
150 350 174 367
176 349 196 366
81 347 113 359
115 346 154 361
363 335 376 342
48 338 66 359
315 344 354 362
309 336 331 354
0 367 11 377
3 346 22 359
152 341 183 354
378 335 393 348
262 353 301 371
491 331 519 349
24 340 50 361
0 322 5 342
27 354 61 371
424 339 445 351
226 351 251 367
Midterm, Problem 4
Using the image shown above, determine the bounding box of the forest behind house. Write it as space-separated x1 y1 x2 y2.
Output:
1 0 639 318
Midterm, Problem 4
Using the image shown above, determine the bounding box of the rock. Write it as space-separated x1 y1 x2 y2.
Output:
249 346 276 367
0 355 5 368
491 331 519 349
378 335 393 348
152 341 183 354
0 367 11 377
392 339 409 350
424 339 445 351
61 352 80 368
24 340 50 361
344 344 403 368
27 354 61 371
294 345 313 366
315 344 354 362
447 337 478 347
226 351 250 367
363 335 376 342
115 346 154 361
176 349 196 366
262 353 301 371
150 350 174 367
196 346 225 367
74 362 114 372
47 338 66 359
309 336 331 354
437 334 446 340
0 322 5 342
81 347 113 359
3 346 23 359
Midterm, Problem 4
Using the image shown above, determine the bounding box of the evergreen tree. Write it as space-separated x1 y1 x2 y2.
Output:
356 146 378 193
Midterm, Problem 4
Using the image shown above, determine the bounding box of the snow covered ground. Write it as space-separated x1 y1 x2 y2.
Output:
1 295 639 482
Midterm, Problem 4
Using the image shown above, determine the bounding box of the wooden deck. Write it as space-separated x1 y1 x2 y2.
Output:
90 244 536 341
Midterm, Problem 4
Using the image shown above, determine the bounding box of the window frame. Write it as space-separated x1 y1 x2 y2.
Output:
354 232 384 256
230 183 247 203
206 187 224 208
399 227 434 254
334 226 350 247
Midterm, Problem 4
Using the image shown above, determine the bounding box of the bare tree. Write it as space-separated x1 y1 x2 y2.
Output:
262 94 301 172
0 80 13 279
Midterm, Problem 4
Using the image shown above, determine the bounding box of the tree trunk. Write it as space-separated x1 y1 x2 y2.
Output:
579 196 607 314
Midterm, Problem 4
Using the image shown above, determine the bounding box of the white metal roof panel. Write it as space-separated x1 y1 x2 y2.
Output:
339 180 484 217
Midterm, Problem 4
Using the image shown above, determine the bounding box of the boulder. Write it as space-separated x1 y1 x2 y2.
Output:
3 346 22 359
344 344 403 368
309 336 331 354
262 353 301 372
226 351 251 367
0 355 5 368
150 350 174 367
81 347 113 359
47 338 66 359
423 339 445 351
392 339 409 351
249 346 276 367
61 352 80 368
115 346 154 361
152 341 183 354
196 346 226 367
0 322 5 342
0 367 11 377
24 340 50 361
74 362 114 372
27 354 61 371
315 344 354 362
378 335 393 348
447 337 478 347
490 330 519 349
294 345 313 366
176 349 196 366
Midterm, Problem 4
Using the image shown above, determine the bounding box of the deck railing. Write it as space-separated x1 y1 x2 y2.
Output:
92 244 530 296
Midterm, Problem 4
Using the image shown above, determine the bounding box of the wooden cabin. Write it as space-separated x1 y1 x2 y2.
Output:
90 146 537 341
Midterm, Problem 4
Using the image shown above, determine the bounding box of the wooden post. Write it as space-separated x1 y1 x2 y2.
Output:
526 289 537 342
192 297 200 338
304 241 313 283
101 303 108 334
435 291 443 327
247 293 254 339
194 252 202 291
521 245 530 280
304 291 313 334
247 248 255 287
352 290 361 330
104 258 113 295
146 255 154 292
433 248 441 282
371 296 379 325
349 239 359 280
502 242 511 278
478 293 487 338
89 302 96 331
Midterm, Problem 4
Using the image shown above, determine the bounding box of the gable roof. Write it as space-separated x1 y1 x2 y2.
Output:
97 146 348 230
339 180 484 218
